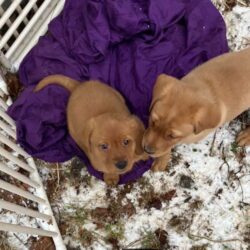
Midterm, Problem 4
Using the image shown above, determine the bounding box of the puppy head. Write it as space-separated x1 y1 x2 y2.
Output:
143 74 221 157
83 114 145 175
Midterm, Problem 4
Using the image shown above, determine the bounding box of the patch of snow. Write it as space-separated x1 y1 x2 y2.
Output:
61 176 107 209
120 123 249 249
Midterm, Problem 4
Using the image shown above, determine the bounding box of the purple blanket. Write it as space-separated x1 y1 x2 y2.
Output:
8 0 228 184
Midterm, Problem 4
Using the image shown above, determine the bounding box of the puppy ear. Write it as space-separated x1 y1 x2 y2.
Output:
193 104 221 134
150 74 180 111
82 118 95 152
127 116 145 156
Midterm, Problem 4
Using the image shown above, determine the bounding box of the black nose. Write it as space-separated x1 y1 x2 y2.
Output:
144 145 155 155
115 160 127 170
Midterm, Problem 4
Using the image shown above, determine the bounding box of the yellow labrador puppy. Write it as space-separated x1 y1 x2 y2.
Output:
35 75 147 185
143 48 250 171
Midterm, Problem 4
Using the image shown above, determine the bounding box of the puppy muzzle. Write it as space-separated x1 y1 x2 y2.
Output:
143 145 156 155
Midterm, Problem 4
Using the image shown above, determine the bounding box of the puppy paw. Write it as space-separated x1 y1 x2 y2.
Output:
150 152 171 172
151 159 167 172
140 152 150 161
103 174 119 186
236 128 250 146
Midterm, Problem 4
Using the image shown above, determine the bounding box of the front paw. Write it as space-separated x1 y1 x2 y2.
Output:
151 153 171 172
151 159 167 172
103 173 119 186
139 152 150 161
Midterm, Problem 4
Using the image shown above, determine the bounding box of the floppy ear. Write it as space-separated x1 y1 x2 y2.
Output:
81 118 96 152
127 116 145 155
150 74 180 111
193 104 221 134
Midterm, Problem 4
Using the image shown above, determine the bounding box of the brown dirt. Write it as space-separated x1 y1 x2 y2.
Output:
4 72 24 101
29 237 55 250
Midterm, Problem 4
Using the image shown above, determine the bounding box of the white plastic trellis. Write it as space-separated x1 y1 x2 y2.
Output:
0 0 65 70
0 0 66 249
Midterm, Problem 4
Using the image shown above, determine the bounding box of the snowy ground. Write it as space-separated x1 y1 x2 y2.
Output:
1 0 250 249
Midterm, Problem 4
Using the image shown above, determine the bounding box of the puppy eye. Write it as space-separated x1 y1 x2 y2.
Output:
122 139 130 146
99 143 109 151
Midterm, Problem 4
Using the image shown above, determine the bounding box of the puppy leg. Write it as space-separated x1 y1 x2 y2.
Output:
103 173 120 186
135 152 149 162
151 150 171 172
141 153 150 161
236 127 250 146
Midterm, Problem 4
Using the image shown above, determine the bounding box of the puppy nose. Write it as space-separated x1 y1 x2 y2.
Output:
115 160 127 170
144 145 155 155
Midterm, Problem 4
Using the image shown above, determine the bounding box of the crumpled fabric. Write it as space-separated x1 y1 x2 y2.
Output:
8 0 228 184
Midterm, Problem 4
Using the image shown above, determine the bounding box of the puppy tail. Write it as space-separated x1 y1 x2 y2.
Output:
34 74 79 92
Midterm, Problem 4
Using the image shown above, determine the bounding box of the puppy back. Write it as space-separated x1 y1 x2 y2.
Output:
34 74 79 92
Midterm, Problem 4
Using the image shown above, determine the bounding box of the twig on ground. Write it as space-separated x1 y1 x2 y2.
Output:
221 147 230 172
188 232 242 243
91 231 109 248
237 0 248 7
209 131 217 156
13 233 27 247
221 147 246 204
56 163 60 190
123 235 149 249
